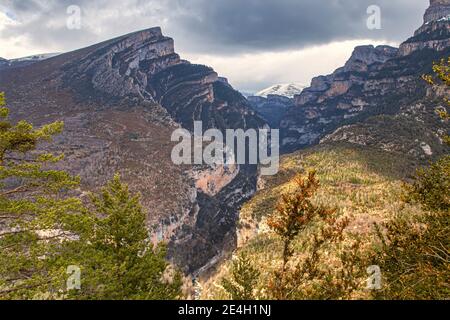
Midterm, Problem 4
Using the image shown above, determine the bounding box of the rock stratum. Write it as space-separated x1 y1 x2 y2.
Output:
0 27 266 273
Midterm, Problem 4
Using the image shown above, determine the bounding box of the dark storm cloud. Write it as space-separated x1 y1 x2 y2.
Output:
172 0 428 53
1 0 101 50
0 0 428 55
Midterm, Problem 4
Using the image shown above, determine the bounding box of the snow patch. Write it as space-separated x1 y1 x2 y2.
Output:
256 83 307 98
9 53 61 62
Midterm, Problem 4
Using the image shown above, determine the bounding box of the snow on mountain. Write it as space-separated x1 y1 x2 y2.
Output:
255 83 307 98
437 14 450 22
9 53 61 62
0 53 62 70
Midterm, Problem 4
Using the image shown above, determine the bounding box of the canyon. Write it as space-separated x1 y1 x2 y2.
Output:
0 0 448 278
0 27 265 273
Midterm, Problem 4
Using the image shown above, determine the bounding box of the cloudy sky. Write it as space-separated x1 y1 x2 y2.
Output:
0 0 429 92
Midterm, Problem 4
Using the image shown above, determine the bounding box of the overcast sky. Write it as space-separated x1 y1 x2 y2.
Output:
0 0 429 92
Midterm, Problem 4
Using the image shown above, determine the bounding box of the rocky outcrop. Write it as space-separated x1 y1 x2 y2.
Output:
399 21 450 56
0 27 266 273
281 45 400 151
292 45 398 108
62 27 180 102
424 0 450 24
399 0 450 56
338 45 398 73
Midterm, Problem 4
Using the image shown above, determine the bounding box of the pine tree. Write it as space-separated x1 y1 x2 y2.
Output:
69 174 183 300
404 156 450 212
0 92 82 299
266 171 334 299
422 57 450 146
221 253 260 300
0 93 183 300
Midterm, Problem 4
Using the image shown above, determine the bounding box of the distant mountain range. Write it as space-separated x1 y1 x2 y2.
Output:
255 83 307 98
247 95 294 128
0 53 60 69
246 84 306 128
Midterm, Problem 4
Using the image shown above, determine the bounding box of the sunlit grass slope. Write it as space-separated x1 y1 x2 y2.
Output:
201 142 425 299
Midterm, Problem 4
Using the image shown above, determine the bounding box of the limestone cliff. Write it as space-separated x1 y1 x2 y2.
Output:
0 27 266 273
424 0 450 24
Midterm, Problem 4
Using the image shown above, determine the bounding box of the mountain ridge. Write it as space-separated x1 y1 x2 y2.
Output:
0 26 266 273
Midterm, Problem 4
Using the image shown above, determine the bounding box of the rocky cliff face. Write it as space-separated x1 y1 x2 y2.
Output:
424 0 450 24
281 44 400 151
339 45 398 72
62 28 180 102
0 27 266 273
399 0 450 56
399 21 450 56
280 1 449 157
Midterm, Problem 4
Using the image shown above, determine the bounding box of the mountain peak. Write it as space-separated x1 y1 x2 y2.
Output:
343 45 397 71
62 26 180 101
0 25 267 273
255 83 306 98
109 27 164 44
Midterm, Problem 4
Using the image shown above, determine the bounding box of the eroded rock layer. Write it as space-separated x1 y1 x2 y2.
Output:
0 27 266 273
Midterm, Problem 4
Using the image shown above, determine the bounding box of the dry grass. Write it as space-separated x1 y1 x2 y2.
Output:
201 143 425 299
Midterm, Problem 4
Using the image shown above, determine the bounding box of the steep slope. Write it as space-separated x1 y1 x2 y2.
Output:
423 0 450 25
200 143 426 299
281 0 449 156
0 27 266 273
